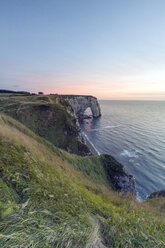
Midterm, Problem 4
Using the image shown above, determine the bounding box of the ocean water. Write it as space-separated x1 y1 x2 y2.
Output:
81 100 165 200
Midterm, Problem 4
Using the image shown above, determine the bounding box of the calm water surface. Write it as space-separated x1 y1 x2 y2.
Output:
81 100 165 200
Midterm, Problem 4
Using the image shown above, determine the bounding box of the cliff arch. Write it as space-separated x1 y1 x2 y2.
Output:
63 95 101 119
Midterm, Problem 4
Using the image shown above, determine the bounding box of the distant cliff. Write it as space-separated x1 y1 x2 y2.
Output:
0 94 91 156
61 95 101 119
0 94 102 156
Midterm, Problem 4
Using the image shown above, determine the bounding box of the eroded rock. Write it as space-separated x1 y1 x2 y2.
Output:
62 95 101 119
100 154 136 195
148 189 165 199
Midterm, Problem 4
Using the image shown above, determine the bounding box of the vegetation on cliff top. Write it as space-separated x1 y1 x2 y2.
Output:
0 94 90 156
0 112 165 248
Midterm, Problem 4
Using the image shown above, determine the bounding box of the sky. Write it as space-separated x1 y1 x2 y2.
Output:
0 0 165 99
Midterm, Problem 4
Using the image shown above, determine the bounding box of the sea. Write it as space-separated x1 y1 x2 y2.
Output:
81 100 165 200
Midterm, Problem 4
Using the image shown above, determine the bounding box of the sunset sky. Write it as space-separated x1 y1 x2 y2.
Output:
0 0 165 99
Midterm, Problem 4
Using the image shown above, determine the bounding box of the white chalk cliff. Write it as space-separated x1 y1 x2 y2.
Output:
63 95 101 118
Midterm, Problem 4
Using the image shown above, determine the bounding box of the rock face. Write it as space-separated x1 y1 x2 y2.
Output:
100 154 136 195
62 95 101 119
2 100 91 156
148 190 165 199
113 174 136 195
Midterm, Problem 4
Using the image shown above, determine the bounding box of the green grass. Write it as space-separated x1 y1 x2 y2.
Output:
0 95 90 155
0 114 165 248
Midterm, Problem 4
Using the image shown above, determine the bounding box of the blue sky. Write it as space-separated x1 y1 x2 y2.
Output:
0 0 165 99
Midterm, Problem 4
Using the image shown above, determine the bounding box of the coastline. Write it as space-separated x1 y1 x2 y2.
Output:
81 129 139 199
82 131 100 156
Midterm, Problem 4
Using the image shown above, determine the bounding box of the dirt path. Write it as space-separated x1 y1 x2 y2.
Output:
86 217 107 248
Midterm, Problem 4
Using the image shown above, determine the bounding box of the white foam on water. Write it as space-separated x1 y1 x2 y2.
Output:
104 124 121 129
120 149 139 158
135 163 141 166
136 184 148 201
91 124 121 132
136 191 143 202
82 132 100 155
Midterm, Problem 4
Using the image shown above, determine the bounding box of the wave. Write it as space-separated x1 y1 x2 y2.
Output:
90 124 121 132
120 149 140 158
105 124 121 129
82 132 100 155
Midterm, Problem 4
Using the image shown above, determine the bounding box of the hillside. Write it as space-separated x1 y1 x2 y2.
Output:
0 94 90 156
0 94 164 247
0 112 165 247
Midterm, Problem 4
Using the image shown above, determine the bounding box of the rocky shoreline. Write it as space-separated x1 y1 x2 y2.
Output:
64 96 137 196
79 121 137 196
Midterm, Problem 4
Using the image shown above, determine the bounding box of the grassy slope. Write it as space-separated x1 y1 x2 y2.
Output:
0 95 90 155
0 114 165 248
